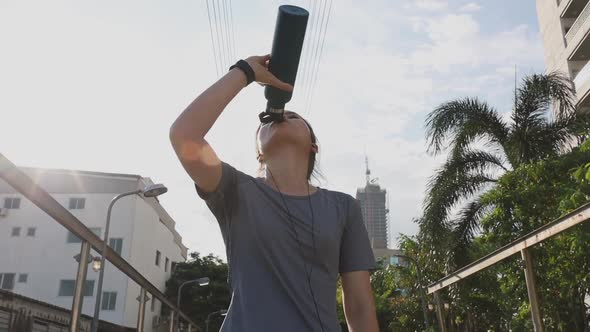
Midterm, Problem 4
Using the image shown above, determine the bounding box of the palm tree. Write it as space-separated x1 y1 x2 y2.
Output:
421 72 590 268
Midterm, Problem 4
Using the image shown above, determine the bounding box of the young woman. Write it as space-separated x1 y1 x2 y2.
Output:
169 54 379 332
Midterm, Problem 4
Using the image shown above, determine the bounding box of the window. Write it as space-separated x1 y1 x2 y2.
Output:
68 198 85 210
101 291 117 310
109 238 123 255
0 274 15 290
11 227 20 237
18 274 27 283
155 250 161 266
171 262 177 273
165 257 169 272
58 280 94 296
67 227 101 243
3 197 20 209
27 227 36 237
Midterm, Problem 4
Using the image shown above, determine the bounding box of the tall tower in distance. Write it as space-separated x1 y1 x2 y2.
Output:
356 156 388 249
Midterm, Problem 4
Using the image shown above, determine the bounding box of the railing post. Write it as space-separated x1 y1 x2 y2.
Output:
136 288 147 332
70 241 91 332
169 311 175 332
521 248 545 332
434 291 446 332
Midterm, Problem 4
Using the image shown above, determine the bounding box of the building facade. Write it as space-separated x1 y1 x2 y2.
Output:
355 158 389 249
536 0 590 109
0 167 187 331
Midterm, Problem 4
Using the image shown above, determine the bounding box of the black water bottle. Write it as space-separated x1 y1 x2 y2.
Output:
263 5 309 121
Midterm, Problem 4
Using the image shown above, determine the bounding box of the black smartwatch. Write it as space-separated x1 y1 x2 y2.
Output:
229 60 255 86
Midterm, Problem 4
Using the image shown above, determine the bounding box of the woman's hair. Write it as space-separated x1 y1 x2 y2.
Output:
255 112 322 182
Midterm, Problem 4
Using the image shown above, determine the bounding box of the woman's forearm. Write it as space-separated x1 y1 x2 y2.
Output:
346 308 380 332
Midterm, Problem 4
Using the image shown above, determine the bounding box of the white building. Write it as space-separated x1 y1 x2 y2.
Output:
0 167 188 331
536 0 590 110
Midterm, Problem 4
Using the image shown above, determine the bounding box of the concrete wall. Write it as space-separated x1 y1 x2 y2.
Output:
121 196 184 331
536 0 572 75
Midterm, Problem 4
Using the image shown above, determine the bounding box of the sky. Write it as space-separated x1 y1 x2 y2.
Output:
0 0 546 261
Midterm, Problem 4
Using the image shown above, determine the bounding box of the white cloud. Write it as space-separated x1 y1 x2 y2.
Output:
408 13 542 73
459 2 482 12
413 0 449 11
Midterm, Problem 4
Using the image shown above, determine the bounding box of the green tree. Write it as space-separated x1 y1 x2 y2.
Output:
422 72 590 269
164 252 230 331
478 144 590 330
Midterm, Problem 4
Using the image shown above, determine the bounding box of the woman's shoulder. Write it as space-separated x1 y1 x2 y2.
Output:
221 161 256 185
318 187 357 206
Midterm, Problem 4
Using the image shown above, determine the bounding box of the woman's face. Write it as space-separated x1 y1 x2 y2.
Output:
257 111 313 158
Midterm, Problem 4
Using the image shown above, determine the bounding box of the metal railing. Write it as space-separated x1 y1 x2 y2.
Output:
565 0 590 46
0 153 199 331
426 202 590 332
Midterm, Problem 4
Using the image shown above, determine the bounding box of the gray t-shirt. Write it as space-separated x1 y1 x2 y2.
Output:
195 162 376 332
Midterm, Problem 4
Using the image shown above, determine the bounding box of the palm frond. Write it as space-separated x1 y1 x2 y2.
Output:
424 150 505 222
425 98 509 156
451 198 492 247
513 71 575 127
441 199 492 271
423 150 501 228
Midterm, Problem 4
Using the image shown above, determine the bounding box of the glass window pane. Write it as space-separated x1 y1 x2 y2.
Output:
3 198 10 209
27 227 36 237
18 274 28 283
78 198 85 209
58 280 94 297
109 292 116 310
109 238 123 255
83 280 95 297
11 227 20 237
58 280 75 296
102 292 115 310
69 198 76 209
1 274 15 290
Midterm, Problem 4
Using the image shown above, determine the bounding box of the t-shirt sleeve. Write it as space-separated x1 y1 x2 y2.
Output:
194 162 239 225
339 197 377 273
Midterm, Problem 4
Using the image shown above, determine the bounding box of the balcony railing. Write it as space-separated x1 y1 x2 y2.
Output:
573 61 590 90
565 0 590 46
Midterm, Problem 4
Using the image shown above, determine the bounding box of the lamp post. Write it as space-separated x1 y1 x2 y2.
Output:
175 277 210 332
73 253 102 273
393 254 430 331
91 183 168 332
205 309 227 332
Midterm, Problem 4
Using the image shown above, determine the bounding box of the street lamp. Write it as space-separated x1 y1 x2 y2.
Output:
206 309 227 332
91 183 168 332
393 254 431 331
73 253 102 272
175 277 210 332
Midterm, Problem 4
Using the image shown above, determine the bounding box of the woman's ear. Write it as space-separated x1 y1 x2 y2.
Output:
311 143 318 153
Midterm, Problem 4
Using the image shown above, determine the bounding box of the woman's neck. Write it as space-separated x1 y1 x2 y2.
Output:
264 148 315 196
